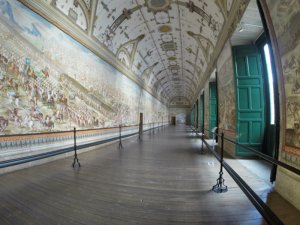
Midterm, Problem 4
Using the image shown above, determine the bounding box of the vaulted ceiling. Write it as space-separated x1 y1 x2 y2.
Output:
22 0 249 107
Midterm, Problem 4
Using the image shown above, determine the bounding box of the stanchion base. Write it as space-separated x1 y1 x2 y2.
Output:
72 158 81 168
118 142 123 149
200 136 205 154
212 177 228 193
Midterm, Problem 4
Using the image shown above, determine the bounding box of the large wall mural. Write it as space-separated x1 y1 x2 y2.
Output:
265 0 300 157
0 0 168 134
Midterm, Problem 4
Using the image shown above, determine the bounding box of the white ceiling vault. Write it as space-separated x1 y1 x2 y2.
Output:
20 0 250 107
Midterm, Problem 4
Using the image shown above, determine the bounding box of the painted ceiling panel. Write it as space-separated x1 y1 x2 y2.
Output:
30 0 247 105
54 0 88 30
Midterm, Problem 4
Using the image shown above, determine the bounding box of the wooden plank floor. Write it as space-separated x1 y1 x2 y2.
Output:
0 125 299 225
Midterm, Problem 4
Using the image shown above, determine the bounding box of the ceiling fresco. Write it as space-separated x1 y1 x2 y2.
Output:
22 0 247 106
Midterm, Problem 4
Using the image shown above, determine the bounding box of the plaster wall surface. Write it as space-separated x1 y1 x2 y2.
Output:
216 40 236 156
264 0 300 210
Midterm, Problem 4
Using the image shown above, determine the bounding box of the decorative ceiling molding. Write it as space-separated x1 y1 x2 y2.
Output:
145 0 172 13
116 34 145 69
215 0 229 19
187 31 214 63
141 62 159 83
82 0 91 10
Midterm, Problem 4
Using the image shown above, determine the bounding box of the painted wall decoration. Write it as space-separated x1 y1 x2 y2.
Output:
169 96 190 106
265 0 300 211
0 0 168 135
217 41 236 132
216 40 236 156
265 0 300 157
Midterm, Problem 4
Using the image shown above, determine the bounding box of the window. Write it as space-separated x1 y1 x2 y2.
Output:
263 44 275 125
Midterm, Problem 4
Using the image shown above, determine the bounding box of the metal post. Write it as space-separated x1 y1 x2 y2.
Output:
152 123 154 134
212 132 228 193
119 124 123 149
201 127 204 154
72 127 81 167
139 123 142 140
139 113 143 141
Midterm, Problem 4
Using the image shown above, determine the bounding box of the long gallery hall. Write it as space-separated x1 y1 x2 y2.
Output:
0 0 300 224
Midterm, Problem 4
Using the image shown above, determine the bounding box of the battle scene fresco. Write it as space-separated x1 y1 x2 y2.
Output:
0 0 168 135
266 0 300 155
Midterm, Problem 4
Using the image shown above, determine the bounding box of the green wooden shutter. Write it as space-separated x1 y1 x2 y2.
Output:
199 94 204 129
233 45 265 157
209 82 217 138
191 104 196 127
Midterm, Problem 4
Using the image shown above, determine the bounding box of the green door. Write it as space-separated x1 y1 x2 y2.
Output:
191 107 194 127
233 45 265 157
191 104 196 127
209 82 217 138
199 94 204 129
196 100 199 129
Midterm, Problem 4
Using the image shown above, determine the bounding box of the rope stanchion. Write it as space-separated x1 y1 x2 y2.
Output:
118 125 123 149
152 123 155 134
212 132 227 193
139 122 143 140
72 127 81 167
200 127 205 154
200 127 286 224
149 123 152 136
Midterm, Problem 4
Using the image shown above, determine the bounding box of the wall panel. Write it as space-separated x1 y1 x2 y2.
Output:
264 0 300 210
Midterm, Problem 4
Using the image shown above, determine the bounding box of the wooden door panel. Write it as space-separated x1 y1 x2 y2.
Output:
209 82 217 138
248 56 260 75
233 45 265 157
238 88 250 109
239 121 249 143
251 121 263 143
251 87 262 109
199 94 204 129
236 57 247 76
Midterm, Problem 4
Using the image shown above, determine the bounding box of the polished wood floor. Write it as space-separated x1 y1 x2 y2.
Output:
0 125 300 225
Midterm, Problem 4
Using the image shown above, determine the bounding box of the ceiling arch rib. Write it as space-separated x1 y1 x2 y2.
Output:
24 0 247 107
